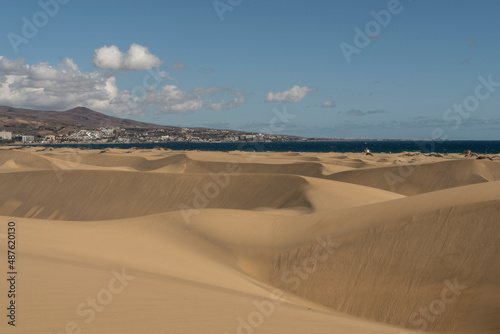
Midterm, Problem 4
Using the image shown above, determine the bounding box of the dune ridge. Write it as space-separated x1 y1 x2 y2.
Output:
328 159 500 195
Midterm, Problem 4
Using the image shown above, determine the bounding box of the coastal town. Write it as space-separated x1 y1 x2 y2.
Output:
0 127 306 144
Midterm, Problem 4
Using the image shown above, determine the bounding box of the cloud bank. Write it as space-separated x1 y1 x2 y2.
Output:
0 56 245 115
0 56 118 111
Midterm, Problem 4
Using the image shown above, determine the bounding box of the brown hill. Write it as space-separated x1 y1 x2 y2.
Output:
0 105 177 136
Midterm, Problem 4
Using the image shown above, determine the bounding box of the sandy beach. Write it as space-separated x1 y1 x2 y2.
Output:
0 147 499 334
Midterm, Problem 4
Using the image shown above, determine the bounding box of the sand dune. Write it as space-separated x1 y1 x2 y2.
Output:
48 151 191 172
328 159 500 195
0 148 498 334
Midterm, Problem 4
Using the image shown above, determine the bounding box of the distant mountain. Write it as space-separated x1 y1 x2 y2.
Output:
0 106 178 136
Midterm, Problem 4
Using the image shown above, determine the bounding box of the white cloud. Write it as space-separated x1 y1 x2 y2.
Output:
265 85 316 103
207 96 245 110
142 84 201 110
144 85 245 113
0 56 26 74
161 100 204 113
107 85 203 115
172 62 186 71
0 56 245 116
321 101 336 108
92 44 163 71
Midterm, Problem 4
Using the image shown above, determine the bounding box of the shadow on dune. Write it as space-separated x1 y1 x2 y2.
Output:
49 152 327 177
0 170 313 220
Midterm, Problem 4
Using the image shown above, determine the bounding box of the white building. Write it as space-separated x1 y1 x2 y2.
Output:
0 131 12 140
22 135 35 143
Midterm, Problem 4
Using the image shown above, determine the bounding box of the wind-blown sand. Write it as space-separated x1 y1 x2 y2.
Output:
0 147 498 333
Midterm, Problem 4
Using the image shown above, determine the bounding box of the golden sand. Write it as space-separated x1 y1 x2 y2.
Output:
0 147 498 333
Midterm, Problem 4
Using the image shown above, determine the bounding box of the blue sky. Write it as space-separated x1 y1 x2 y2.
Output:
0 0 499 139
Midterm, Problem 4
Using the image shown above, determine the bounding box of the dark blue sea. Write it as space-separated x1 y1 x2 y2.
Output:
33 140 500 154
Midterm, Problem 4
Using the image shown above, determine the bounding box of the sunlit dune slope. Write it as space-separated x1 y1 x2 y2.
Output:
0 149 56 170
3 212 416 334
261 182 500 333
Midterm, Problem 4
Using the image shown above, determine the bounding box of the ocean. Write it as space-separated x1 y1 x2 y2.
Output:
34 140 500 154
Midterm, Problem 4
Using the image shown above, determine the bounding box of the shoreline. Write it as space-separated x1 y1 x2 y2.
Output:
2 140 500 155
2 146 499 162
